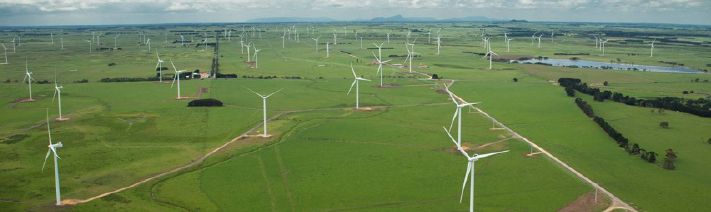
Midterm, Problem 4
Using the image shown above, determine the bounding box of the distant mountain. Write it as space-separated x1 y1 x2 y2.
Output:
370 15 437 22
246 17 337 23
246 15 499 23
370 15 498 22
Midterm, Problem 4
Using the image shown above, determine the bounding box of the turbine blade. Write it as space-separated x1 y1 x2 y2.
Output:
42 149 51 171
442 127 458 146
171 75 176 88
245 87 265 97
460 162 472 203
346 80 356 95
51 90 57 103
265 88 283 98
350 64 357 78
473 150 510 160
449 108 458 132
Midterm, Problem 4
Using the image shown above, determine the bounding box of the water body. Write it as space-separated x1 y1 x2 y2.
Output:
514 58 703 74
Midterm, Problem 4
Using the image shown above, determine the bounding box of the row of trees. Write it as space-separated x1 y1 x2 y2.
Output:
574 97 664 165
559 78 711 118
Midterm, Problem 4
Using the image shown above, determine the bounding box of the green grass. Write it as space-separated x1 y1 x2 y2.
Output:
1 22 710 211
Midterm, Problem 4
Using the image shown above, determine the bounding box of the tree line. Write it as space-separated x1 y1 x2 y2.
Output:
559 78 711 118
573 97 675 167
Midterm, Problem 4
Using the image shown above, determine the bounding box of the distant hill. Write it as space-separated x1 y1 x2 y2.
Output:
246 15 500 23
370 15 498 22
246 17 337 23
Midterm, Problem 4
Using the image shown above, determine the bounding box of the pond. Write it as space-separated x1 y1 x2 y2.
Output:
513 58 703 74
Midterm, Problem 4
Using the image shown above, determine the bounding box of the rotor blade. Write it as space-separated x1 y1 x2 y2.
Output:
42 149 51 171
382 60 392 63
265 88 284 98
51 90 57 103
449 108 458 132
459 161 472 203
350 64 357 78
472 150 510 160
245 87 265 98
358 78 371 81
49 146 60 159
171 74 176 88
170 59 177 72
442 127 458 146
346 80 356 95
46 109 52 145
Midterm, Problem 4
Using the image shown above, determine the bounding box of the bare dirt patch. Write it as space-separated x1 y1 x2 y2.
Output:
559 191 610 212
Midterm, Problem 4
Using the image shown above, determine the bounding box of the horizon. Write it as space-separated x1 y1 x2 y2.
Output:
1 0 710 26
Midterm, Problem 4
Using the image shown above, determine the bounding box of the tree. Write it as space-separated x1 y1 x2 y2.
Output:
431 74 439 79
513 78 518 82
646 151 657 163
707 138 711 144
659 121 669 129
663 149 677 170
603 81 609 86
565 87 575 97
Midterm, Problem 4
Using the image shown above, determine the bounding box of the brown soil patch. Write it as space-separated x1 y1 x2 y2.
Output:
176 96 194 100
12 98 35 103
559 191 609 212
55 117 71 121
376 84 400 88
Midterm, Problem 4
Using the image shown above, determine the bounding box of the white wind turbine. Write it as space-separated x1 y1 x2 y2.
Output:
347 64 370 109
442 85 479 149
333 33 337 45
23 60 34 100
170 59 184 99
245 42 252 62
282 31 286 48
42 109 64 206
506 38 513 52
503 33 509 45
155 50 164 82
52 75 66 120
113 34 120 49
51 33 54 45
456 149 509 212
86 40 92 53
531 33 536 46
253 47 261 68
326 42 330 58
11 38 16 53
649 39 656 57
484 42 498 70
246 88 282 137
60 37 63 50
146 38 151 52
436 36 442 55
601 39 609 56
312 37 320 53
404 41 417 73
386 33 391 43
372 44 392 87
594 35 599 49
537 35 543 48
240 40 245 54
1 43 7 64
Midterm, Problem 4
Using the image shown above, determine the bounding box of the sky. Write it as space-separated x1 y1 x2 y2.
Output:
0 0 710 26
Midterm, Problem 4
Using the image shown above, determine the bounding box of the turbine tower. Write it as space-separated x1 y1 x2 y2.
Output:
246 88 282 137
372 43 391 87
52 75 66 120
456 149 509 212
155 50 164 82
170 59 184 99
347 64 371 109
42 109 64 206
23 60 34 100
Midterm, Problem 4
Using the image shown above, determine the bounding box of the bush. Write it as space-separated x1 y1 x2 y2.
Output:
187 98 223 107
707 138 711 144
659 121 669 129
74 79 89 83
565 87 575 97
431 74 439 79
512 78 518 82
603 81 609 86
108 62 117 66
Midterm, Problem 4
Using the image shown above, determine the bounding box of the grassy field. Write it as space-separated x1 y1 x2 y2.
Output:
1 22 710 211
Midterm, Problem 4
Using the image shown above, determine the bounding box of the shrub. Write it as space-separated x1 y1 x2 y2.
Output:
707 138 711 144
512 78 518 82
565 87 575 97
603 81 609 86
431 74 439 79
108 62 117 66
187 98 223 107
74 79 89 83
659 121 669 129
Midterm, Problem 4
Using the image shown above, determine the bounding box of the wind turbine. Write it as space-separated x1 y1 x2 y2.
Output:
484 43 497 70
601 39 609 56
60 37 64 50
1 43 7 64
86 40 92 53
281 31 286 48
245 42 252 62
246 88 282 137
11 38 16 53
456 149 509 212
51 74 66 120
155 50 164 82
506 38 513 52
113 34 120 49
240 40 245 54
404 41 417 73
312 37 320 53
386 33 390 43
372 44 391 87
442 85 479 149
146 38 151 52
650 39 656 57
537 35 543 48
23 60 34 100
51 33 54 45
326 42 330 58
253 47 261 68
530 33 536 46
347 64 370 109
43 109 64 206
170 59 184 99
436 36 442 55
333 33 337 45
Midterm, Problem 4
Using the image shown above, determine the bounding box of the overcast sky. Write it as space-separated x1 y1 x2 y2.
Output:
1 0 710 26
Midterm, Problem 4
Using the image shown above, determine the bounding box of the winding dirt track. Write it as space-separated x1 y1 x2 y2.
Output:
443 80 636 212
